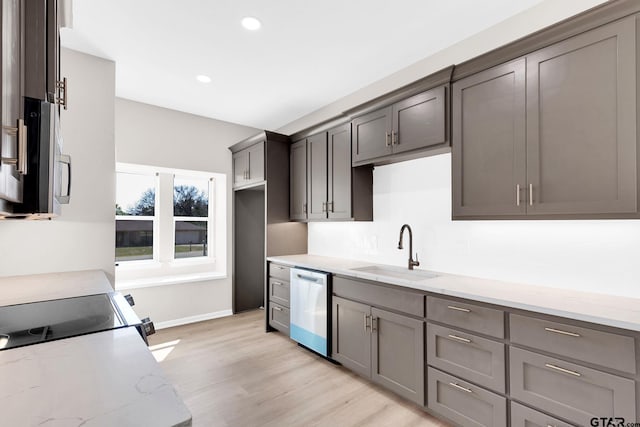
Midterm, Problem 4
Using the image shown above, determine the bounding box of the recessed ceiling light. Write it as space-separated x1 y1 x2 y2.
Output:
196 75 211 83
241 16 261 31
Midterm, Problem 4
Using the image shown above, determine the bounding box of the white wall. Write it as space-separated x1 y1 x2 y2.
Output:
114 98 258 325
309 154 640 298
277 0 608 135
0 49 116 281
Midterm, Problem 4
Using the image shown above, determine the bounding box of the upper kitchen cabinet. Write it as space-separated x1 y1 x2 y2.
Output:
349 67 452 167
1 0 25 213
452 13 639 219
24 0 68 107
452 59 527 217
232 140 265 189
289 121 373 222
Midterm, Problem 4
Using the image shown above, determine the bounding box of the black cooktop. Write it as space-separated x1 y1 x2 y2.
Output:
0 293 127 351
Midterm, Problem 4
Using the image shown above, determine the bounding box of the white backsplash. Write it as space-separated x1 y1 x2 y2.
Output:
308 153 640 298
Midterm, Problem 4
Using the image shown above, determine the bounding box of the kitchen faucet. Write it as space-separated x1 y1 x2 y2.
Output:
397 224 420 270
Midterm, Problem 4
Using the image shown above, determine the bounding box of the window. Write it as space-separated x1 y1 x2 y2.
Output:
115 163 227 290
115 172 157 263
174 177 210 259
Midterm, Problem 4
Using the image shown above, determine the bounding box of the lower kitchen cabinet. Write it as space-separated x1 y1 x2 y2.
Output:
268 302 289 335
332 296 425 405
428 367 507 427
509 347 636 426
510 402 574 427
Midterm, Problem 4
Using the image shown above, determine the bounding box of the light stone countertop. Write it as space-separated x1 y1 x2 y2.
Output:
0 327 192 427
267 254 640 332
0 269 113 307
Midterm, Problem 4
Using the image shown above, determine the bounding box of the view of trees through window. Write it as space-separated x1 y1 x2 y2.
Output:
115 172 211 263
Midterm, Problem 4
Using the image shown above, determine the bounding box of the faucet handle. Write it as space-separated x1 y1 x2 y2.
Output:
414 253 420 267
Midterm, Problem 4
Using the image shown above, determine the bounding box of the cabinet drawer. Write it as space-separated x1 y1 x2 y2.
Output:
511 402 574 427
509 347 636 426
510 314 636 374
268 302 290 335
427 323 506 393
427 367 506 427
427 297 504 338
269 263 291 282
333 276 424 317
269 278 290 307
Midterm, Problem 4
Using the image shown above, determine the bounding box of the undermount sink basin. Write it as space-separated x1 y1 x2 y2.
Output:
351 265 438 281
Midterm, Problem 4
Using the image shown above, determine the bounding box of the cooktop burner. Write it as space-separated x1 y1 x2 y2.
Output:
0 293 128 351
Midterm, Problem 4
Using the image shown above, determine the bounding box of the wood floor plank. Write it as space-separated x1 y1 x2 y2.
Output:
149 310 448 427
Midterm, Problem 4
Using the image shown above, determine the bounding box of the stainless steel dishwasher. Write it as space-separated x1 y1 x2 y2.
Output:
289 268 330 357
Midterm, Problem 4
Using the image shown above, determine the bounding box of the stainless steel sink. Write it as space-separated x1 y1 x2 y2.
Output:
351 265 438 281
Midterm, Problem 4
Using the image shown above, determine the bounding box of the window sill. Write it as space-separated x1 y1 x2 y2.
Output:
115 271 227 291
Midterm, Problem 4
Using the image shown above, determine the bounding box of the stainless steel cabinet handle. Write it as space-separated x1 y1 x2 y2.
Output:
1 119 28 175
273 306 283 312
516 184 521 206
322 201 327 212
328 201 334 212
391 130 398 145
545 363 581 377
371 317 377 332
544 327 581 338
447 305 471 313
448 334 472 344
303 202 307 214
56 77 68 110
449 382 473 393
58 154 71 204
529 183 533 206
385 132 391 147
296 274 319 282
363 314 370 332
272 281 283 286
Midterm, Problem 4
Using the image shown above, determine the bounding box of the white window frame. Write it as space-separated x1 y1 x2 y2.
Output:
115 163 227 290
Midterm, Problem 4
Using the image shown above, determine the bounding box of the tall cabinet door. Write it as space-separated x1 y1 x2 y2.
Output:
327 123 351 220
332 297 371 378
247 141 264 184
0 0 24 207
526 17 637 215
306 132 328 220
392 86 446 155
289 139 307 220
371 307 424 405
452 58 527 218
351 106 392 164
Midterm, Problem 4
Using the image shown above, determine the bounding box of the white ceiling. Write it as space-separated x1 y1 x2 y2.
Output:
61 0 545 130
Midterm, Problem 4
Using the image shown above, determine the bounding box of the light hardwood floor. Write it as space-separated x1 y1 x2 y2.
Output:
149 310 449 427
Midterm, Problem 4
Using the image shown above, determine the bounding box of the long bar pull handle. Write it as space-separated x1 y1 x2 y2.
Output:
296 274 319 283
545 363 581 377
392 130 398 145
544 327 581 338
303 202 307 214
272 281 284 286
385 132 391 147
516 184 521 206
529 183 533 206
273 306 283 312
58 154 71 203
448 334 472 344
1 119 28 175
364 314 370 332
449 383 473 393
371 317 377 332
56 77 68 110
447 305 471 313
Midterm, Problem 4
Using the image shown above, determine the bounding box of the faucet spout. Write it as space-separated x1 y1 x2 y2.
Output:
398 224 420 270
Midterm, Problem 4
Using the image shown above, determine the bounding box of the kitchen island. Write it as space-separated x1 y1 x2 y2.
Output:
0 270 192 427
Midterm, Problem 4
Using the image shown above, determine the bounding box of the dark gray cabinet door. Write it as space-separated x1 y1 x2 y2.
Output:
526 17 637 215
306 132 328 220
452 58 527 218
247 141 265 184
392 86 446 155
332 296 371 378
510 402 574 427
371 307 424 405
1 0 24 206
232 149 249 188
289 139 307 220
352 106 392 164
327 123 351 220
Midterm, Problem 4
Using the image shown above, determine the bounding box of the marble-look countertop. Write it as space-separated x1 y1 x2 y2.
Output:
0 327 191 427
0 270 113 307
267 254 640 332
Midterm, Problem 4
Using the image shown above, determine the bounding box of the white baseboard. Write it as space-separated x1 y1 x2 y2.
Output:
154 309 233 330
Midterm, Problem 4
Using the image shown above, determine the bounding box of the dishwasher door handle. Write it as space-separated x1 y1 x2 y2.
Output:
296 274 320 283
